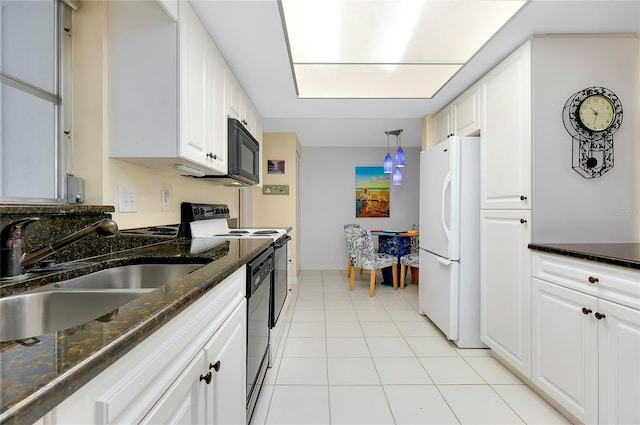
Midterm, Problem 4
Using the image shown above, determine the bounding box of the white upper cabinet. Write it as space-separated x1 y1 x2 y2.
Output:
480 41 532 210
179 1 226 173
433 105 452 145
432 83 481 145
109 0 261 177
452 83 481 137
224 68 262 142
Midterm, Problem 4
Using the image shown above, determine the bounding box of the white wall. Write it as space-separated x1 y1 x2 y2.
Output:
532 35 640 243
299 147 420 270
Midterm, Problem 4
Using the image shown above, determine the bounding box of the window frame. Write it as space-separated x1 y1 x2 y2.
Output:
0 0 72 204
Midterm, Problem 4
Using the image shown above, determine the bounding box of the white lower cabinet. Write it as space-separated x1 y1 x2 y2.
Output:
532 253 640 425
203 301 246 425
142 301 246 425
140 350 207 424
532 278 598 423
598 299 640 425
480 209 532 377
42 267 247 425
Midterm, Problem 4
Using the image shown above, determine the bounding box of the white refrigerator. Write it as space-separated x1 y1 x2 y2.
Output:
419 136 485 348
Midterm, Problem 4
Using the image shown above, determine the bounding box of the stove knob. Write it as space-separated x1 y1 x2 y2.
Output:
224 207 229 214
214 208 221 215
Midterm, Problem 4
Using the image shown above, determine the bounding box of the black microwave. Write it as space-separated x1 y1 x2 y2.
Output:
194 118 260 186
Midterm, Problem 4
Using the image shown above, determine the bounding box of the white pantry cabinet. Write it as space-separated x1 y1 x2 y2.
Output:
480 40 531 210
41 267 247 425
532 252 640 425
109 0 230 176
480 209 532 377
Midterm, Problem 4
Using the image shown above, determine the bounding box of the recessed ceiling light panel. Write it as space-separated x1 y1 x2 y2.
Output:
294 63 462 98
280 0 528 98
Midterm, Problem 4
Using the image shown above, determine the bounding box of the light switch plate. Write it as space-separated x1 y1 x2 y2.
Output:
161 190 170 211
118 186 137 212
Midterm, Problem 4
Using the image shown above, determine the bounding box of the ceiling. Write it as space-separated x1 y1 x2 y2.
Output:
192 1 640 148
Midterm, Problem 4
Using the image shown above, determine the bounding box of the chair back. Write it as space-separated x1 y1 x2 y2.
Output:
352 229 377 268
344 224 361 264
410 224 419 254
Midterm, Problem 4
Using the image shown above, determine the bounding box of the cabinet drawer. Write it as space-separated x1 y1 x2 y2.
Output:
532 252 640 310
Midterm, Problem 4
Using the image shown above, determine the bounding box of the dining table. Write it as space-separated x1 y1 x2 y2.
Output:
370 229 419 286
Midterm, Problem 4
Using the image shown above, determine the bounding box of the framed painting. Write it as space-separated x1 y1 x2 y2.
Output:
267 160 285 174
355 166 390 218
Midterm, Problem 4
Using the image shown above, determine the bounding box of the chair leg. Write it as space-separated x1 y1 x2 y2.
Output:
369 270 376 297
400 264 406 289
392 264 398 290
411 267 419 284
347 259 352 278
349 267 356 291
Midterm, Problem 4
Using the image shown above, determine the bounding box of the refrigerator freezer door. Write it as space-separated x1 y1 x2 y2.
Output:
419 138 460 260
419 249 459 341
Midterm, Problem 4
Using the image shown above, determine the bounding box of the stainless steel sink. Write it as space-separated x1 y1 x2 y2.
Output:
0 289 144 342
0 263 205 342
52 263 204 290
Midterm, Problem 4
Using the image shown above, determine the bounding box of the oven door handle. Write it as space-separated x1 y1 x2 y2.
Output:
274 234 290 248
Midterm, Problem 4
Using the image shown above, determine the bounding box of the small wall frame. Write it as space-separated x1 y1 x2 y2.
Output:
263 185 289 195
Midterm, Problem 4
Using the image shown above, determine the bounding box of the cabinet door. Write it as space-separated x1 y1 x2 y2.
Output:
204 300 247 425
140 351 207 425
480 41 531 209
453 85 480 137
225 68 242 121
532 278 598 424
480 209 532 377
179 1 209 166
598 299 640 425
433 106 452 145
205 41 227 174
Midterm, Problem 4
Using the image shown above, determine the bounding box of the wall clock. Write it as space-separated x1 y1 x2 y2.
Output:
562 86 623 178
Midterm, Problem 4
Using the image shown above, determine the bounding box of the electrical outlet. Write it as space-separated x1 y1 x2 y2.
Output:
161 190 170 211
118 186 137 212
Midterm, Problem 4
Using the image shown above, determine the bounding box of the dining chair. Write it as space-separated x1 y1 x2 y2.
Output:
344 224 361 278
350 229 398 297
400 224 419 289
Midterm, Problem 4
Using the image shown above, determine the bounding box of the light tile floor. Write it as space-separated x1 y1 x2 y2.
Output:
250 270 571 425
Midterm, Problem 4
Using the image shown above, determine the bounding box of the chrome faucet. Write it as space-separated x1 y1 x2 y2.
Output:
0 218 119 278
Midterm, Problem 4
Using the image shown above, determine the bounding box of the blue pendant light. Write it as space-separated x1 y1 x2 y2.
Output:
383 134 393 173
384 129 404 185
395 132 405 167
392 167 402 185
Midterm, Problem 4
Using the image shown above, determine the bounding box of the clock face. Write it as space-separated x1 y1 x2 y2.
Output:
578 94 615 132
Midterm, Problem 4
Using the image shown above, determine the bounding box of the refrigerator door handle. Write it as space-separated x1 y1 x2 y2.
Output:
436 256 452 266
441 169 452 242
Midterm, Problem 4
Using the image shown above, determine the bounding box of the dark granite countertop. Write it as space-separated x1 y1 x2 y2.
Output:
0 237 272 425
0 204 115 215
528 243 640 270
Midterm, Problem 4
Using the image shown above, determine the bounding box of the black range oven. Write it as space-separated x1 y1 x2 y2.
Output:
269 234 290 365
246 246 273 423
